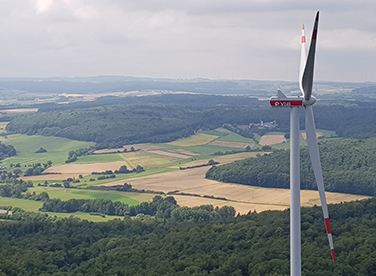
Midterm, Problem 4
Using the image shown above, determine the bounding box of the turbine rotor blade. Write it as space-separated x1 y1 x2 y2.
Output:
305 105 336 264
302 11 319 101
299 24 307 96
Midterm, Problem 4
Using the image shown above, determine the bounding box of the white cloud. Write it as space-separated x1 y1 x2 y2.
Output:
0 0 375 81
321 29 376 50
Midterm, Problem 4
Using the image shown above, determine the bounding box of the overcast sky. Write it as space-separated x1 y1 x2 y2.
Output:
0 0 375 82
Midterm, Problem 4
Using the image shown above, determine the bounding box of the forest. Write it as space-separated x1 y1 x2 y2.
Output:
1 196 376 275
0 142 16 160
206 138 376 196
6 96 376 148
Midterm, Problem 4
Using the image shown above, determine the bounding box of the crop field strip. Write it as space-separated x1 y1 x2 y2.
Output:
28 186 140 205
301 132 324 140
119 151 181 169
208 140 255 148
148 150 192 159
0 122 8 132
168 133 219 147
259 135 286 146
43 161 129 175
0 108 38 114
103 166 369 214
75 153 124 163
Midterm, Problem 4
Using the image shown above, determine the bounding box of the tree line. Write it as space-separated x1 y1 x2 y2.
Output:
206 138 376 196
39 195 236 222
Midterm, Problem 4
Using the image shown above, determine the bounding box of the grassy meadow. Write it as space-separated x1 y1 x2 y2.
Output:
0 186 146 221
168 133 218 147
0 134 94 167
29 186 139 205
75 154 124 163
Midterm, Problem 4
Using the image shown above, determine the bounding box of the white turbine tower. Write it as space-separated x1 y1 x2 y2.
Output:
269 12 336 276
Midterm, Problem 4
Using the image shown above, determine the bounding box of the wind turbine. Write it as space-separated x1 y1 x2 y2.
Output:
269 12 336 275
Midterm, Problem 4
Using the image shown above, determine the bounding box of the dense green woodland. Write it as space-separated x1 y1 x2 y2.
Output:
6 94 376 148
206 138 376 196
7 105 290 149
0 142 16 160
1 197 376 275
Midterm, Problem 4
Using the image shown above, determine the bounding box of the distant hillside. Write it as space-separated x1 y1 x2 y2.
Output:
0 76 283 95
6 105 291 149
0 76 374 98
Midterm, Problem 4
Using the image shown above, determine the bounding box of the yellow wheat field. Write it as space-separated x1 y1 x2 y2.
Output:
101 166 369 214
259 135 286 146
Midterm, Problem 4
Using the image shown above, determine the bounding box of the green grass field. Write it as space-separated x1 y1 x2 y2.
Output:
1 197 43 212
0 134 94 167
0 185 158 221
178 144 245 158
199 129 230 137
76 154 123 163
28 186 139 205
214 132 255 143
119 151 181 169
168 133 219 147
0 196 125 221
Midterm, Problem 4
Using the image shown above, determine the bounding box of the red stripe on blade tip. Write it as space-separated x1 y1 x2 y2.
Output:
331 249 336 264
325 218 332 234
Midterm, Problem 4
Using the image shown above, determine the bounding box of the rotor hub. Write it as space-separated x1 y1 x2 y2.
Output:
303 96 316 107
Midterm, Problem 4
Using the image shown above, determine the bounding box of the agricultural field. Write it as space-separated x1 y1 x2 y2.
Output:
0 186 148 221
102 166 369 214
119 151 183 169
208 141 254 149
168 133 218 147
259 134 286 146
75 154 124 163
0 108 38 114
29 186 140 205
0 128 364 215
43 161 129 176
0 196 124 222
0 122 8 133
0 134 94 167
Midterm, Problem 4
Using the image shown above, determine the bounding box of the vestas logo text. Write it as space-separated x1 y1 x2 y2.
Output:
270 100 303 107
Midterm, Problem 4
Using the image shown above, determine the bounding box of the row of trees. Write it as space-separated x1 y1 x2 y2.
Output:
39 196 178 217
0 181 33 198
38 195 236 222
92 165 144 175
24 161 53 176
1 196 376 275
206 138 376 196
66 147 95 163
